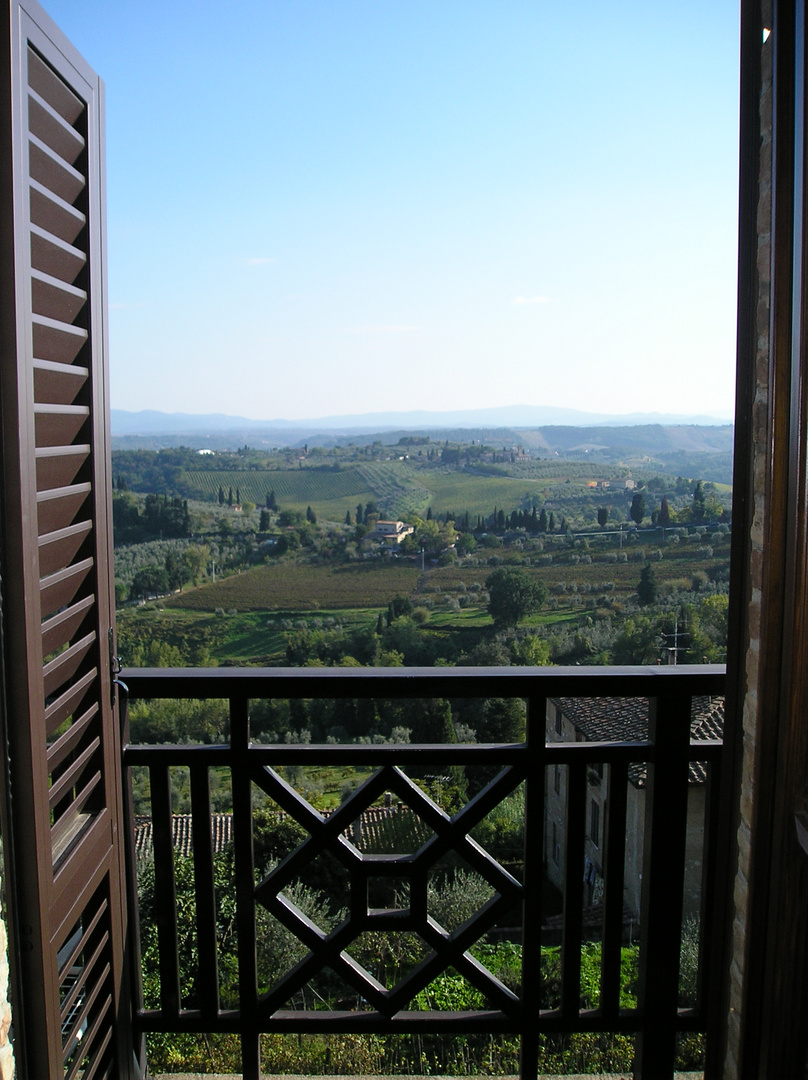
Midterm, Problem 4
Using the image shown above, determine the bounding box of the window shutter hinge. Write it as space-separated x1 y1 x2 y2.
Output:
108 627 127 706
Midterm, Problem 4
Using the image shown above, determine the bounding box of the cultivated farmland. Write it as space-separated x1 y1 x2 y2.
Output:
179 467 376 517
168 561 421 612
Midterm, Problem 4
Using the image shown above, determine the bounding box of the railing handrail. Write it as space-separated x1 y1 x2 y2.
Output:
121 662 726 700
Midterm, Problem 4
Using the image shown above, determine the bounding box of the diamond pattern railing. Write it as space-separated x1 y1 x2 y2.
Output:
120 664 726 1080
254 762 523 1021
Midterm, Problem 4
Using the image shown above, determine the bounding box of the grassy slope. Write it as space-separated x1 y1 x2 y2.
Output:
176 460 642 522
178 467 378 520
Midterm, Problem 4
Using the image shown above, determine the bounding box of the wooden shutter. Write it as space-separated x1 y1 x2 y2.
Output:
0 1 134 1076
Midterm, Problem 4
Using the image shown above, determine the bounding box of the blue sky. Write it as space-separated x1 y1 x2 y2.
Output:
43 1 740 422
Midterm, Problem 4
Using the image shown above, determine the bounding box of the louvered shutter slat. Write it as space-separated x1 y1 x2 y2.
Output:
30 223 86 280
32 269 87 323
42 596 96 659
28 133 84 202
57 893 106 978
59 926 107 1027
48 735 100 808
34 411 90 449
38 521 92 578
32 315 87 363
34 362 89 405
47 703 98 770
26 46 83 123
28 87 85 164
29 179 86 243
37 485 91 536
39 561 94 618
42 631 95 698
44 670 97 736
36 445 91 489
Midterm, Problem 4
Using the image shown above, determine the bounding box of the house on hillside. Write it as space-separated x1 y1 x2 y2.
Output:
373 520 415 547
545 696 724 924
594 478 637 490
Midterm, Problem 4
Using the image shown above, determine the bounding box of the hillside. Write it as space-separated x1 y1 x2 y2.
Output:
112 430 733 521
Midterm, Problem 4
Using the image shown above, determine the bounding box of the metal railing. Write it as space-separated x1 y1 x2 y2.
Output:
121 664 726 1080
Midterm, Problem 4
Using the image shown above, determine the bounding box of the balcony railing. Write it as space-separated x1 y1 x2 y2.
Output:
121 664 726 1080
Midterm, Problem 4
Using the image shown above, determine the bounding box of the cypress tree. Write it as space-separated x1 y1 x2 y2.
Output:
630 492 646 525
692 482 706 521
638 563 658 606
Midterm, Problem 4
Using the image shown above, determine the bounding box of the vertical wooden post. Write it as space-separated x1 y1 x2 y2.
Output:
520 693 545 1079
634 693 692 1078
231 694 260 1079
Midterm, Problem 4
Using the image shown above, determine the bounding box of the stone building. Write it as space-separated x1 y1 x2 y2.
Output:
545 696 724 925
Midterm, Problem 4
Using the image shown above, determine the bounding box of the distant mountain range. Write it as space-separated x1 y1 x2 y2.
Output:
111 404 733 440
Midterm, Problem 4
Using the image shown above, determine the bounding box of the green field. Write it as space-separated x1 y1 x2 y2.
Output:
179 467 377 518
355 462 432 517
164 541 727 618
423 471 573 517
175 462 628 523
167 561 422 611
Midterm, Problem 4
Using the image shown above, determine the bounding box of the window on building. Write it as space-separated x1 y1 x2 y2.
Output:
590 800 600 847
554 764 561 795
554 707 563 735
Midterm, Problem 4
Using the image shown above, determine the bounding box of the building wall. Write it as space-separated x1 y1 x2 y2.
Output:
545 702 710 931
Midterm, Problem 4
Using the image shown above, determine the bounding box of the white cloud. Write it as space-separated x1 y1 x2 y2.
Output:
512 295 554 305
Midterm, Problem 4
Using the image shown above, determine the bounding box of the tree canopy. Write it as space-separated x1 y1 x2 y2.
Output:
485 567 547 629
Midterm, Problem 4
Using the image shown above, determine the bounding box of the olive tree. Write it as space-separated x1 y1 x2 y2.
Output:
485 567 547 629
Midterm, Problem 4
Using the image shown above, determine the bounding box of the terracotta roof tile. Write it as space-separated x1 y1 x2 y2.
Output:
134 803 430 861
549 695 724 787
